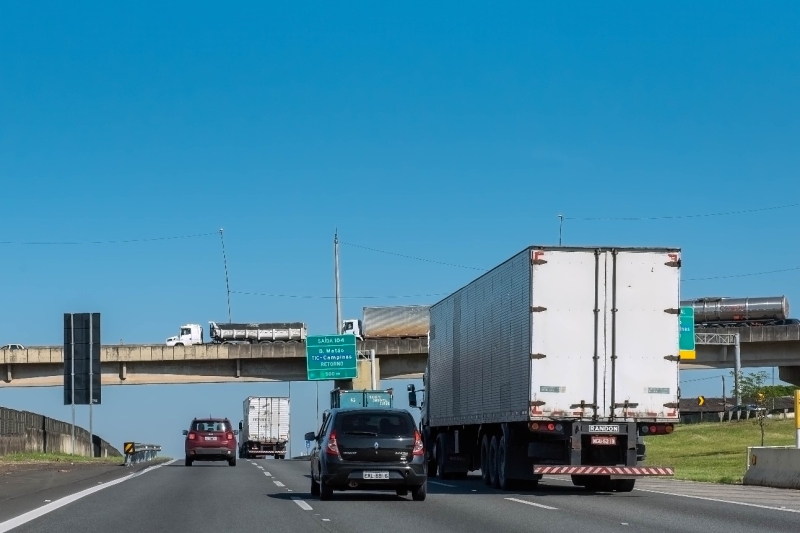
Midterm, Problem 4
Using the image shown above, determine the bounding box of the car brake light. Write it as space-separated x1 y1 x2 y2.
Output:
326 429 340 456
226 432 234 440
413 430 424 456
188 432 196 440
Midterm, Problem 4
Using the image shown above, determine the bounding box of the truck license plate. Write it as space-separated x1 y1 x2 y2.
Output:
363 471 389 480
204 436 217 441
591 436 616 445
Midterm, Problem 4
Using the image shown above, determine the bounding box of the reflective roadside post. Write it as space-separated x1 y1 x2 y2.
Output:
795 390 800 449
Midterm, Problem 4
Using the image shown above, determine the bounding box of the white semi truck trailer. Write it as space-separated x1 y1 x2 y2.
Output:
408 246 681 492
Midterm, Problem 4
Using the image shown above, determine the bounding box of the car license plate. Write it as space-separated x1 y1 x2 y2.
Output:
591 436 616 445
204 436 217 441
363 471 389 480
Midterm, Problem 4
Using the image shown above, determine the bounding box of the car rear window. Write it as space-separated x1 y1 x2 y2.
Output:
192 420 231 432
336 412 414 437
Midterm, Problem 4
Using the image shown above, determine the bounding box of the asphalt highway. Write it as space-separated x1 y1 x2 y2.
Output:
0 458 798 533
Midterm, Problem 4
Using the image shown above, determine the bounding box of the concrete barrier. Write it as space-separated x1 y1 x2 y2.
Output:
0 406 121 458
743 446 800 489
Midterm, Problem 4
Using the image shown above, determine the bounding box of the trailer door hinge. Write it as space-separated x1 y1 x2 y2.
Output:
530 353 546 360
529 400 546 407
530 306 547 313
664 355 680 362
569 401 597 410
663 402 679 409
664 308 680 314
665 260 681 267
614 402 639 409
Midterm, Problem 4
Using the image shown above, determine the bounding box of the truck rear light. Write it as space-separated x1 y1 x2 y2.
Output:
412 430 424 456
665 424 674 433
326 429 340 456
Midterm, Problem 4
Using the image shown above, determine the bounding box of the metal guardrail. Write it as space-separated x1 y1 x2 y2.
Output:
123 442 162 466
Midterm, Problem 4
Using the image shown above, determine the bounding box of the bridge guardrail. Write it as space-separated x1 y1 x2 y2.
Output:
123 442 162 466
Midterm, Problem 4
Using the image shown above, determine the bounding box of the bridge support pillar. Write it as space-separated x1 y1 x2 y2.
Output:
779 366 800 387
119 362 127 381
5 364 11 383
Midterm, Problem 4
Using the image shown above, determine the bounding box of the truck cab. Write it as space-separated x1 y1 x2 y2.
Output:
166 324 204 346
341 319 363 340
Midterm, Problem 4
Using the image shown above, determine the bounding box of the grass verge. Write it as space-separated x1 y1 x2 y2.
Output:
0 452 124 465
643 418 796 484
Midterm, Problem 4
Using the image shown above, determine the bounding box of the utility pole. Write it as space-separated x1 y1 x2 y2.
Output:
219 229 232 322
334 230 342 333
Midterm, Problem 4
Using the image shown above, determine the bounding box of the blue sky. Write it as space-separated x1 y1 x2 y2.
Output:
1 1 799 458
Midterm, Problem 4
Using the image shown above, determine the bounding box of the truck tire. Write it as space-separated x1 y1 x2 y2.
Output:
488 436 499 488
436 435 450 479
614 479 636 492
496 436 512 490
480 435 491 486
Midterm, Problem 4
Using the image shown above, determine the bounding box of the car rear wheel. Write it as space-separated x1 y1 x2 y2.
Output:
319 481 333 501
311 474 320 496
185 456 193 467
411 481 427 501
228 456 236 466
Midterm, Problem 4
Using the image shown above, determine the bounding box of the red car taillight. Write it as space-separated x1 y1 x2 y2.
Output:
326 429 340 456
226 432 234 440
188 432 196 440
413 430 424 456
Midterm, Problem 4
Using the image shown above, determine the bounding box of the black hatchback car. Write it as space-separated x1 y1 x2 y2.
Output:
305 408 427 501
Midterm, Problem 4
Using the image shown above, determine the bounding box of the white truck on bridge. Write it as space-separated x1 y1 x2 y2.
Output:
166 322 307 346
238 396 290 459
342 305 429 340
408 245 681 493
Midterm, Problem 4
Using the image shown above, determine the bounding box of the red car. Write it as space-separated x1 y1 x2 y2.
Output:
183 417 238 466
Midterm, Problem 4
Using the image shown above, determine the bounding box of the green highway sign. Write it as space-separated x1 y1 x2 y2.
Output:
305 334 358 380
679 306 696 360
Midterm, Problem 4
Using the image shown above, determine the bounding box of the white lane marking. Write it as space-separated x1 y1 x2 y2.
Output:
264 472 272 477
634 488 800 514
291 497 313 511
429 481 457 488
257 466 264 470
322 519 331 522
0 459 176 533
505 497 558 510
274 481 285 487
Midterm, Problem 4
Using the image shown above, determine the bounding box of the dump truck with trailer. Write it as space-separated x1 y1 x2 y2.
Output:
238 396 290 459
166 322 307 346
408 246 680 492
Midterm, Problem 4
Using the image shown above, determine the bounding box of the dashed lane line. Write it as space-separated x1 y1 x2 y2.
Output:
291 497 313 511
505 497 558 510
274 481 286 487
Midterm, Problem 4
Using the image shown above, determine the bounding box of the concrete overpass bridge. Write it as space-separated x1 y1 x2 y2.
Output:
3 324 800 388
0 338 429 387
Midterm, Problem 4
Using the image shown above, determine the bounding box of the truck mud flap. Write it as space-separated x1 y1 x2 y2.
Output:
533 466 674 477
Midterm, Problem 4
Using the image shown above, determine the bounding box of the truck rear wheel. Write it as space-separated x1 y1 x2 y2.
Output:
488 436 499 488
614 479 636 492
480 435 491 486
496 436 511 490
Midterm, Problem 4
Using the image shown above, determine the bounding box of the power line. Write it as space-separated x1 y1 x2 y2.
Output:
683 266 800 282
681 375 726 383
340 241 485 271
563 202 800 221
0 232 218 245
231 290 448 300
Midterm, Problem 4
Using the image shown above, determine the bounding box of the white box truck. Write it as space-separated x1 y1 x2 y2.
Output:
408 246 681 492
238 396 290 459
